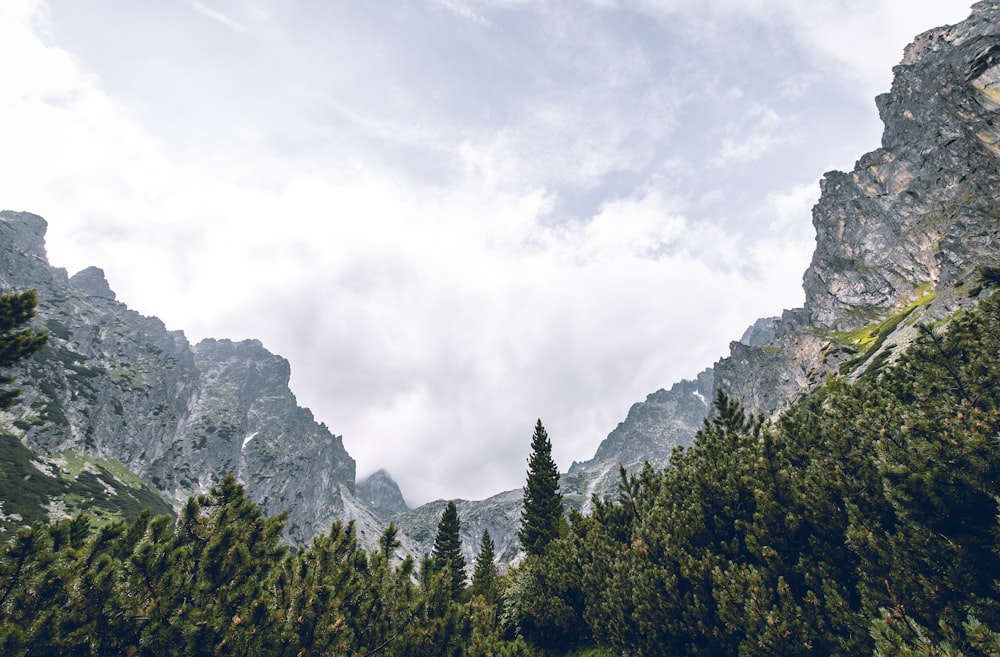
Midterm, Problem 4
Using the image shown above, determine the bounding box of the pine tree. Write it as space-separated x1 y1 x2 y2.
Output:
518 419 563 556
471 529 498 601
432 501 465 597
0 289 48 410
380 522 401 564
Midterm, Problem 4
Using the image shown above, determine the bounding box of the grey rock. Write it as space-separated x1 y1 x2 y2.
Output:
393 489 523 567
0 211 356 545
740 317 782 347
563 369 714 510
723 1 1000 419
358 468 410 518
69 267 116 300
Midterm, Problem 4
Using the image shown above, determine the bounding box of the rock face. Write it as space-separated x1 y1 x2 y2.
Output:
357 469 410 518
806 6 1000 329
0 210 357 545
562 369 714 510
720 1 1000 419
392 490 524 567
602 1 1000 471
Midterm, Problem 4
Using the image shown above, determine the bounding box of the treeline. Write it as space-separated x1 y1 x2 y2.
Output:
3 289 1000 655
516 289 1000 656
0 475 539 656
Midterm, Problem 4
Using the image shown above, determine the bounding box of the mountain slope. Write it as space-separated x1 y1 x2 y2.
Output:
0 212 359 545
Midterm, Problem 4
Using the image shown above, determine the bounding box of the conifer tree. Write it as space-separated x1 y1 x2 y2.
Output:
0 289 48 410
518 419 563 556
432 501 465 597
471 529 498 601
380 522 401 564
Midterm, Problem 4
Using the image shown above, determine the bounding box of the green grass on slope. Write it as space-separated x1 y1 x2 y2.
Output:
0 432 173 535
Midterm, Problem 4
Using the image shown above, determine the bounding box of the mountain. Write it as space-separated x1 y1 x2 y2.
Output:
384 1 1000 560
0 211 369 545
718 1 1000 418
4 4 1000 566
357 469 410 517
574 0 1000 480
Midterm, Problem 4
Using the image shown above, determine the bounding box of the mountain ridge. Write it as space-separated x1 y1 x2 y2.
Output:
0 215 375 546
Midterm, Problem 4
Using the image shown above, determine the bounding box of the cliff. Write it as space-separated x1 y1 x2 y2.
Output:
0 211 362 545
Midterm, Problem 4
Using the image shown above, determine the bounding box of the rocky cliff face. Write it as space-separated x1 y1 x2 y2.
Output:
719 1 1000 418
562 369 714 510
0 211 358 545
392 489 524 567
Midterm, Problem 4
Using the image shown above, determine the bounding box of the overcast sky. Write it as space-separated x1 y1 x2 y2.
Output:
0 0 975 506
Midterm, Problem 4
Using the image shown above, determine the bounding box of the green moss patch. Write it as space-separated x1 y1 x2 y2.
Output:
829 284 937 375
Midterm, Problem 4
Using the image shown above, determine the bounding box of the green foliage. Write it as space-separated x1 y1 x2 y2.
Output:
0 289 48 410
519 419 564 557
472 529 499 602
431 501 466 597
554 293 1000 656
0 475 532 656
503 531 591 654
0 437 173 535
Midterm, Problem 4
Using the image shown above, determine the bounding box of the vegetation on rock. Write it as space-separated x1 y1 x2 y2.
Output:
0 289 48 411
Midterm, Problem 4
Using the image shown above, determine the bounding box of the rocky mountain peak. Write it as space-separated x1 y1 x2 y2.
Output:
357 469 410 518
707 3 1000 423
0 212 68 292
0 210 47 259
69 267 116 300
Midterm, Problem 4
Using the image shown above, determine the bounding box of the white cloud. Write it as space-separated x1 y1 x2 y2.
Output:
776 0 973 98
191 1 249 32
630 0 973 99
764 182 820 235
713 106 791 165
431 0 496 26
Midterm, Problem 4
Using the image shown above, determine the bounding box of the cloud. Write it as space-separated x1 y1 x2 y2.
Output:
629 0 973 99
713 106 792 166
191 1 249 33
2 0 952 505
431 0 496 26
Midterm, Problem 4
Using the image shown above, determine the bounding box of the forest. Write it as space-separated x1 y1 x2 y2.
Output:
2 284 1000 656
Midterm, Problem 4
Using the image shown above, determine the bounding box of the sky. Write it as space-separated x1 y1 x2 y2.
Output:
0 0 975 507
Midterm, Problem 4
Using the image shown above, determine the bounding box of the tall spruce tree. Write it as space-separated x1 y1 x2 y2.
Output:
431 501 465 597
0 289 48 410
471 529 498 601
518 419 563 556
